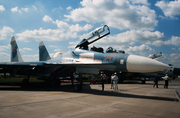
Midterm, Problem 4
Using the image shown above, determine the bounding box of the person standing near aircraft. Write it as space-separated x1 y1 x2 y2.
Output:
112 73 119 90
164 74 171 88
111 73 114 89
101 71 106 91
153 73 159 88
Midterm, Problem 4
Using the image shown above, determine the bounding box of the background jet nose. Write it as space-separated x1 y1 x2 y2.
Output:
126 55 170 73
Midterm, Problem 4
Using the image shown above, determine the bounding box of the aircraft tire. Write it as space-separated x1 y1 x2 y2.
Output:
22 79 29 88
76 84 82 91
119 79 124 83
141 80 146 84
54 79 61 86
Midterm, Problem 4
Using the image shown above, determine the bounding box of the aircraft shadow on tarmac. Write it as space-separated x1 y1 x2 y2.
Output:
0 83 174 102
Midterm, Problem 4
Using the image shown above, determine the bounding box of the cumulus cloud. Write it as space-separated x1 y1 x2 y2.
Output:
49 45 58 48
0 52 10 62
0 5 5 12
126 44 154 55
92 30 165 47
0 45 10 53
66 6 72 10
0 45 10 62
11 7 19 12
152 36 180 46
16 27 78 42
42 15 93 32
19 48 32 53
11 7 29 13
159 53 180 67
155 0 180 18
32 5 37 10
65 0 157 30
17 15 93 42
0 26 14 40
42 15 53 22
23 48 32 51
21 8 29 12
22 54 39 62
129 0 149 5
170 36 180 46
52 7 63 12
53 20 93 32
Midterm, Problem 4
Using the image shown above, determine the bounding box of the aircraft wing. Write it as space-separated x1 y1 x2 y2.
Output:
0 60 112 77
0 62 44 67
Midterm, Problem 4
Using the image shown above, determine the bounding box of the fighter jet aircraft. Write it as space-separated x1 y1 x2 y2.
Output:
0 25 170 91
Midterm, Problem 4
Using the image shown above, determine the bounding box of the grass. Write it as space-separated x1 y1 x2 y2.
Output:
0 77 44 86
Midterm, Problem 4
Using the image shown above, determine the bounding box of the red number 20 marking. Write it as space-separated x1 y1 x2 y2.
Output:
103 55 115 63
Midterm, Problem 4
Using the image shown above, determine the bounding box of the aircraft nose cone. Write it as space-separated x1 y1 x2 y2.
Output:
126 55 170 73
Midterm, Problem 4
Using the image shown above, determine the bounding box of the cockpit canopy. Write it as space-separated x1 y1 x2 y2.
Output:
106 47 125 54
90 46 104 53
76 25 110 49
89 46 125 54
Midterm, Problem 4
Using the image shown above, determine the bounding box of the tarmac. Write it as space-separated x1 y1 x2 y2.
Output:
0 79 180 118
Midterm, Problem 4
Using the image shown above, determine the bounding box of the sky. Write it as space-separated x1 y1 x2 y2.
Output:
0 0 180 67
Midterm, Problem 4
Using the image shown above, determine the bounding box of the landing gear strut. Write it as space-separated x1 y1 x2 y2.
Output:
72 73 83 91
22 75 30 88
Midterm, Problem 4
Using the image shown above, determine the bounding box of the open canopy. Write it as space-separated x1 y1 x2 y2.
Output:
75 25 110 49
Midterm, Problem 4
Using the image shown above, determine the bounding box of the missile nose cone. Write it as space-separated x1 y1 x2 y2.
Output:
127 55 170 73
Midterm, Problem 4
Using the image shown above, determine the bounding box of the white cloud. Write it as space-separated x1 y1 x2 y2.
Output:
0 52 10 62
49 45 58 48
22 54 38 62
53 49 61 52
155 0 180 18
65 0 157 30
170 36 180 46
152 40 166 47
66 6 72 10
17 18 93 42
21 8 29 12
32 5 37 10
20 48 33 53
127 44 154 54
23 48 32 51
152 36 180 46
11 7 21 13
0 26 14 40
0 5 5 12
129 0 149 5
93 30 165 47
16 27 78 42
42 15 53 22
52 7 63 12
53 20 69 30
0 45 10 62
171 48 176 50
53 20 93 32
0 45 10 52
159 53 180 67
11 7 29 13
